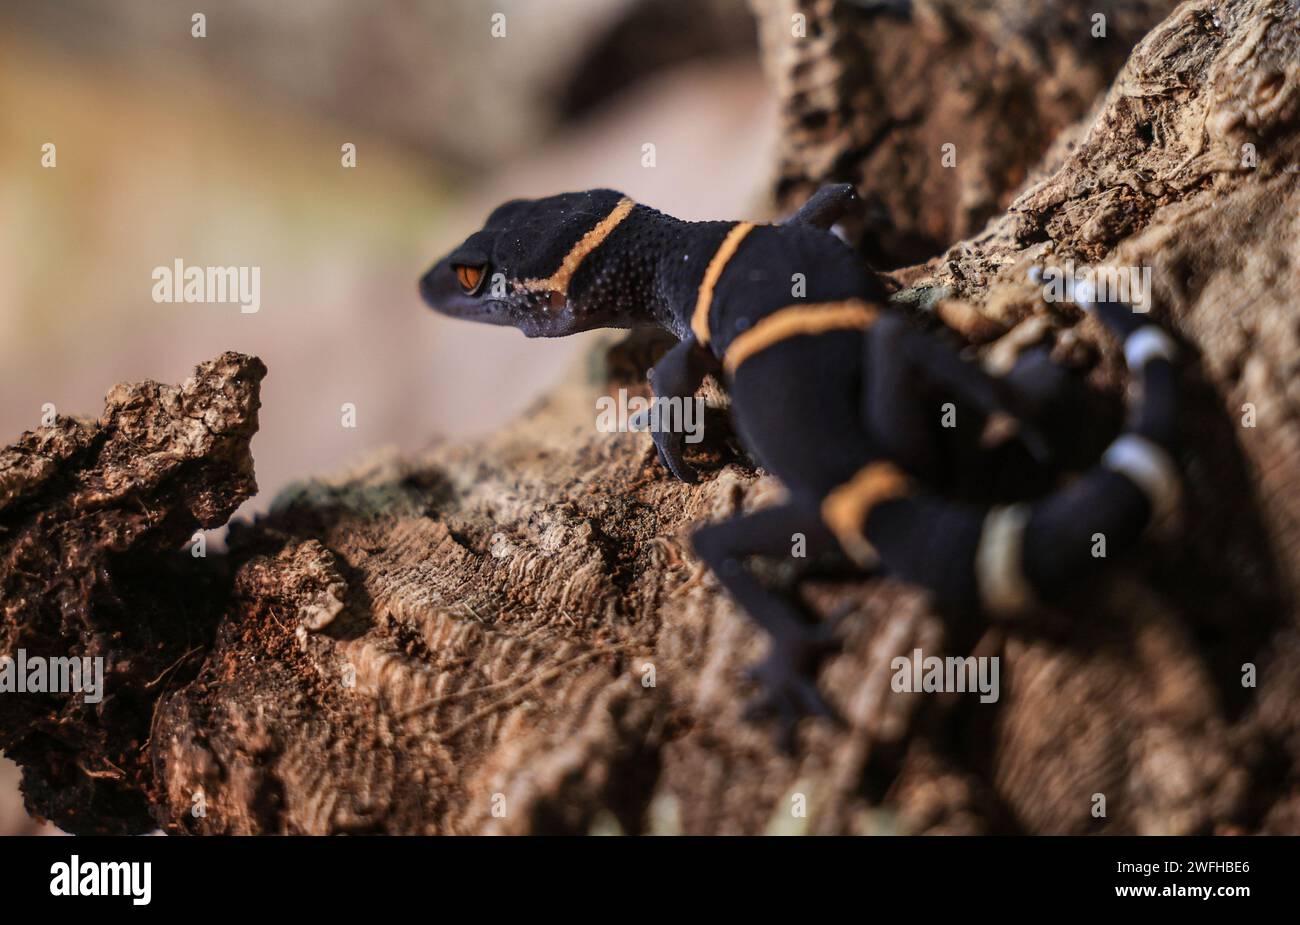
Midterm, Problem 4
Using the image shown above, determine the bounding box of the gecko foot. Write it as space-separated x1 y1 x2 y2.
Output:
742 623 844 752
630 406 700 483
652 430 700 484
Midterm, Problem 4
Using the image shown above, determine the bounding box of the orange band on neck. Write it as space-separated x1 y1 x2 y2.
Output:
691 222 755 344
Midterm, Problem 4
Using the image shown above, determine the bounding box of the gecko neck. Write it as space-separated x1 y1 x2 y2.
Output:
648 216 748 342
563 206 699 341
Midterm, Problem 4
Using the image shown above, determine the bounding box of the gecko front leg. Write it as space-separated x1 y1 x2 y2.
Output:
644 335 717 484
692 503 844 750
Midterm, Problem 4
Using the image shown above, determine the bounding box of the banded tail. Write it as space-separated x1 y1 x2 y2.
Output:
862 296 1181 615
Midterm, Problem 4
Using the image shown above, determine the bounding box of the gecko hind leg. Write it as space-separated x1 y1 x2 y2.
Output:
691 503 846 750
865 314 1056 481
988 343 1095 475
783 183 858 230
999 345 1084 423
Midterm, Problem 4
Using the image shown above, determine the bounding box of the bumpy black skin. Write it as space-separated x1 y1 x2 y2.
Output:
421 186 1179 749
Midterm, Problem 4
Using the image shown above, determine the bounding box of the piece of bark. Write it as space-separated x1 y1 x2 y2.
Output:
5 0 1300 835
751 0 1182 267
0 352 265 833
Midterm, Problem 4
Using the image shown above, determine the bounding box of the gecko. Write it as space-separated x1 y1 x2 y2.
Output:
419 185 1181 746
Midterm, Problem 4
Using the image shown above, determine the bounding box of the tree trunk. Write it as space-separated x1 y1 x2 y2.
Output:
2 0 1297 834
751 0 1184 267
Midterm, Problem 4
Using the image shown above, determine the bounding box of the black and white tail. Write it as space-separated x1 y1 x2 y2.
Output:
865 294 1181 614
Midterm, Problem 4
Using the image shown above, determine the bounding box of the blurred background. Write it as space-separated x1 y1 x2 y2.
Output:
0 0 775 834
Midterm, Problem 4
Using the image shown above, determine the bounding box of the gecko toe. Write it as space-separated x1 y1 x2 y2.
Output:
741 628 843 748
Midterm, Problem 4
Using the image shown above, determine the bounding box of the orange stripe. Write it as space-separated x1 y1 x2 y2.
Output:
820 461 912 567
691 222 755 344
520 197 636 295
722 300 879 374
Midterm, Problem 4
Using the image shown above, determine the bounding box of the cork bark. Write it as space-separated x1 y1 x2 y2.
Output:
751 0 1184 267
2 0 1298 834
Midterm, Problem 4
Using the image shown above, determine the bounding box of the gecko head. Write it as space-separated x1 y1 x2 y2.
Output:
420 189 634 338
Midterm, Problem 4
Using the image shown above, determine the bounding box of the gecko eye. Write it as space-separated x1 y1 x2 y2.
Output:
454 264 486 294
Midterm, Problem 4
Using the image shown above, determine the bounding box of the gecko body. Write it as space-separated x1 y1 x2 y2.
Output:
420 186 1181 744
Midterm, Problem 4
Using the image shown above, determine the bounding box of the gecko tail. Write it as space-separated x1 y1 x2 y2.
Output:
862 298 1181 615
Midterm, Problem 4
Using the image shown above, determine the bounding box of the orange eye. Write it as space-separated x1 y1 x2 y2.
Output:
455 264 485 293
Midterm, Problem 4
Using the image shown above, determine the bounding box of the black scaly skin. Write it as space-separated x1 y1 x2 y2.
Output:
420 185 1181 749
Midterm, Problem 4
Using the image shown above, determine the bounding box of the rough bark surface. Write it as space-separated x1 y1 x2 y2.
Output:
751 0 1183 268
3 0 1299 834
0 353 265 833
